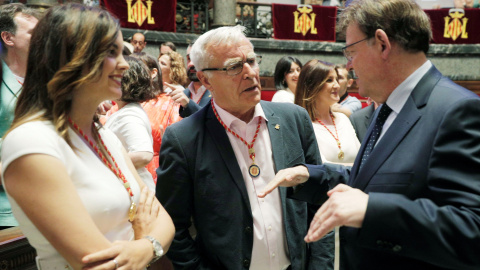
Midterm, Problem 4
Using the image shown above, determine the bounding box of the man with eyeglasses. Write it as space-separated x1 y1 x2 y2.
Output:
156 25 332 270
260 0 480 269
130 32 146 53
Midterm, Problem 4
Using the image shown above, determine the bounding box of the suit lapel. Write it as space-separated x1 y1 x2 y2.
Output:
350 108 379 181
205 104 252 212
261 102 289 212
364 105 374 128
199 90 212 107
352 99 421 189
350 66 442 189
183 88 191 99
262 102 286 172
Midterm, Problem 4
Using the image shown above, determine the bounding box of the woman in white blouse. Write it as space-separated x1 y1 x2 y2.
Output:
271 56 302 103
295 60 360 165
1 4 174 269
105 56 157 192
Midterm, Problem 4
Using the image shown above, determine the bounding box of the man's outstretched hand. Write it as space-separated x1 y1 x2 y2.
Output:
258 165 309 198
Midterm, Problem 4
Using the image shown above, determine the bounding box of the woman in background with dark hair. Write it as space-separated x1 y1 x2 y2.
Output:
133 52 163 94
1 4 174 269
105 56 157 192
104 52 182 184
271 56 302 103
136 52 182 183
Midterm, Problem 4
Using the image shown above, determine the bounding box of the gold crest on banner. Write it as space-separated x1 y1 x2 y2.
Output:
127 0 155 27
293 5 318 36
444 9 468 41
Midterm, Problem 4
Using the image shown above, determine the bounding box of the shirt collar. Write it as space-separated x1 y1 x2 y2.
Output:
213 100 267 128
386 60 432 114
188 82 206 94
187 81 195 93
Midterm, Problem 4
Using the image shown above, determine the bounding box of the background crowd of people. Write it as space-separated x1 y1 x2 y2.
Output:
1 0 480 270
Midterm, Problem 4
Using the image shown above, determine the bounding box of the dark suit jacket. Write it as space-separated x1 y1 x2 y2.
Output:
179 87 212 118
349 103 375 142
157 101 326 270
294 66 480 269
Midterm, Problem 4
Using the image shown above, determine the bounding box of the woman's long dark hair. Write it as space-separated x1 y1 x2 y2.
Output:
274 56 302 90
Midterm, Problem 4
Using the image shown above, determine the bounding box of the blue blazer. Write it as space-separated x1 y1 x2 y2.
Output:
157 101 328 270
295 66 480 270
349 103 375 142
179 87 212 118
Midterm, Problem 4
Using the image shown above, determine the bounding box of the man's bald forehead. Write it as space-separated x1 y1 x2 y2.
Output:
132 32 145 41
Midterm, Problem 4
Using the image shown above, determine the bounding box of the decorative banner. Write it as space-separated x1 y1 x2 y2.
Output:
100 0 176 32
425 8 480 44
272 4 337 42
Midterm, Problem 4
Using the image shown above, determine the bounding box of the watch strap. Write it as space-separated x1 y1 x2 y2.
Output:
143 235 164 263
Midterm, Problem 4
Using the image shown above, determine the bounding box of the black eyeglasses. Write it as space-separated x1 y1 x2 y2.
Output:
201 55 262 76
342 37 369 62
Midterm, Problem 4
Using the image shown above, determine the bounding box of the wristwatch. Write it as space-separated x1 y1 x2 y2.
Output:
144 235 164 263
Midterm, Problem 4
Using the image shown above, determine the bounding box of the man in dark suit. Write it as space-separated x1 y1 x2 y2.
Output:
260 0 480 269
349 101 376 142
157 25 331 269
168 43 211 118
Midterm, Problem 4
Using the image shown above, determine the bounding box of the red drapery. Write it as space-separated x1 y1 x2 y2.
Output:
425 8 480 44
272 4 336 42
100 0 176 32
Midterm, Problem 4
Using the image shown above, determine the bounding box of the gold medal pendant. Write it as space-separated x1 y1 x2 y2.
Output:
128 202 137 222
211 101 263 178
338 150 344 161
68 117 138 224
249 163 261 177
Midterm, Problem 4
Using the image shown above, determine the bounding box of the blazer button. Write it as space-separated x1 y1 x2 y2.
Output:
245 226 253 234
243 259 251 268
393 245 402 252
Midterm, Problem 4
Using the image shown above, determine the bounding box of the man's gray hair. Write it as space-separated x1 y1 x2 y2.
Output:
190 25 252 72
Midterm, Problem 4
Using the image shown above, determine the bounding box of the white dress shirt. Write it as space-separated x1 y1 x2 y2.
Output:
214 100 290 270
187 82 208 104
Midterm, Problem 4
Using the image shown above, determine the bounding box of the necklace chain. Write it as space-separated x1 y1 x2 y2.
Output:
195 90 207 105
211 100 261 163
68 117 136 221
316 112 344 159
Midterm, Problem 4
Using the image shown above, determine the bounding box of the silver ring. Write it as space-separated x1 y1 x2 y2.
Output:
113 259 119 269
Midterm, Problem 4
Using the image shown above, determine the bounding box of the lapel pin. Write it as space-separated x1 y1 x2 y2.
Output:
275 124 280 130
